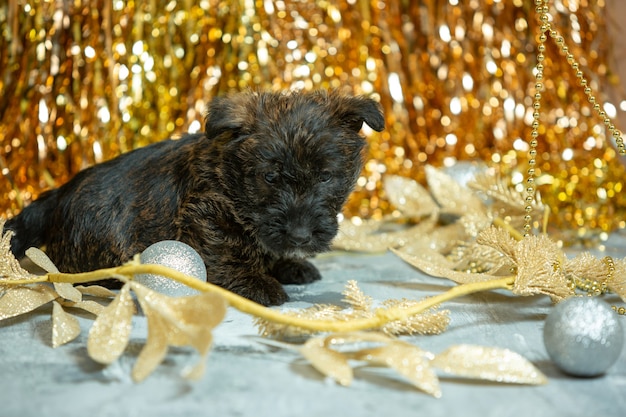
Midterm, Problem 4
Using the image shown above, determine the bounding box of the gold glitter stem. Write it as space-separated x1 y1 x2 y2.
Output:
17 265 516 333
493 217 525 241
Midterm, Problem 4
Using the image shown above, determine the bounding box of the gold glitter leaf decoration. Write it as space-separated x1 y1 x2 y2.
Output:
76 285 119 298
255 304 344 339
565 253 626 301
448 241 513 276
333 216 437 253
132 300 170 382
25 247 60 273
52 300 81 348
130 282 227 382
60 299 106 316
255 280 449 338
511 234 573 302
379 298 450 336
354 341 441 398
383 175 438 219
0 284 58 320
424 165 485 217
299 337 353 387
566 252 609 287
391 248 500 284
343 279 373 312
26 247 82 303
53 283 82 303
472 227 573 301
0 221 36 282
268 331 544 397
431 344 547 385
474 226 518 263
87 284 134 365
468 173 544 227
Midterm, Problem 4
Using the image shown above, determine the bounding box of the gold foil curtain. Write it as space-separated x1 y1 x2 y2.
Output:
0 0 624 239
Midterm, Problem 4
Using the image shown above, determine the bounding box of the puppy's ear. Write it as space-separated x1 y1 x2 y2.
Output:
330 94 385 133
204 94 254 139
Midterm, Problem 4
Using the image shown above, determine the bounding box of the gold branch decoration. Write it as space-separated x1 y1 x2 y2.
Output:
259 331 547 398
0 216 549 391
468 172 545 231
0 227 105 348
335 167 625 307
371 171 625 305
87 280 227 382
332 165 542 255
254 280 451 339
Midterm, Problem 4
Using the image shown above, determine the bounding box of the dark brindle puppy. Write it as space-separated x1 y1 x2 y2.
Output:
6 90 384 305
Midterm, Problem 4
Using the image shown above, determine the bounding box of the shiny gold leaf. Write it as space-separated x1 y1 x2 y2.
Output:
431 344 547 385
383 175 438 218
131 282 226 350
132 302 170 382
61 299 106 316
333 216 437 253
325 331 394 345
354 342 441 397
23 249 82 301
25 247 59 273
51 300 81 347
391 248 499 284
130 282 227 381
424 165 485 216
76 285 119 298
0 284 58 320
299 336 353 386
399 223 465 256
87 284 134 364
52 282 82 303
468 173 544 221
0 223 36 281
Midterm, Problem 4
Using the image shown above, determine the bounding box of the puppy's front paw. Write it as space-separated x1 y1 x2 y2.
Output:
224 274 289 306
271 258 322 285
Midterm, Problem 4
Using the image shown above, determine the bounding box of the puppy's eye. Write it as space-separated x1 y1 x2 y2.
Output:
319 170 332 183
264 171 280 184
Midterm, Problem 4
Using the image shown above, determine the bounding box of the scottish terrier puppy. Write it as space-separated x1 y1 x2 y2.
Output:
6 90 384 305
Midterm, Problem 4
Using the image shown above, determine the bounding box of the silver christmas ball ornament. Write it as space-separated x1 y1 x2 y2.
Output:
136 240 206 297
543 297 624 377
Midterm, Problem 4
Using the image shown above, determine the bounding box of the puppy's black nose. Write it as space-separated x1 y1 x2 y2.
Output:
288 227 312 246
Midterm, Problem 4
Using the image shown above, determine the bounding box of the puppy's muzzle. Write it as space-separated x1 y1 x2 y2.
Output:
287 226 313 247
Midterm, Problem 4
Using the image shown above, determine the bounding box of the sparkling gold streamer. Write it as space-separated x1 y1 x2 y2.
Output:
0 0 624 241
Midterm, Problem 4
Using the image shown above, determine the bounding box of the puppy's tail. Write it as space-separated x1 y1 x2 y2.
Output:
4 189 58 259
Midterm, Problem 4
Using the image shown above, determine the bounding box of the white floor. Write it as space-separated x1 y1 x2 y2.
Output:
2 235 625 417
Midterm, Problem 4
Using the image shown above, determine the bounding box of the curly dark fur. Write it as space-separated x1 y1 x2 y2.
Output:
5 90 385 305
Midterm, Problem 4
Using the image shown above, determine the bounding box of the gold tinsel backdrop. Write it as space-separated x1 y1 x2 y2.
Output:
1 0 625 241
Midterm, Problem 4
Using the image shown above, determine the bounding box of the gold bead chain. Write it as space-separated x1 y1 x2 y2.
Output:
525 0 626 237
604 256 626 316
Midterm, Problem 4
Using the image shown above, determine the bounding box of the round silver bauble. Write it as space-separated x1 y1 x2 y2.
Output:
543 297 624 377
136 240 206 297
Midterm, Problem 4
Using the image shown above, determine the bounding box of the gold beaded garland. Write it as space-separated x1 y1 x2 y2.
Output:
524 0 626 238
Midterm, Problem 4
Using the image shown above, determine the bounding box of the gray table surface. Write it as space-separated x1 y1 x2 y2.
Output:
2 234 625 417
